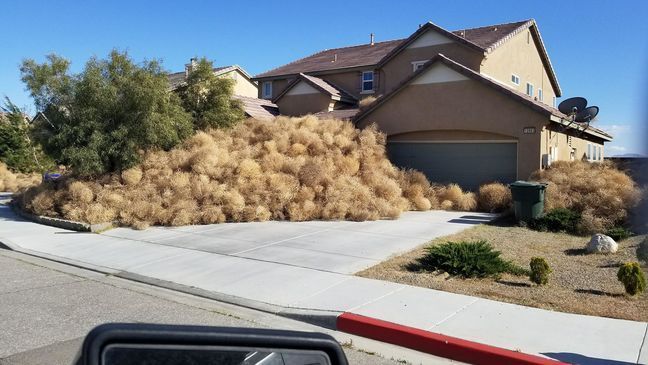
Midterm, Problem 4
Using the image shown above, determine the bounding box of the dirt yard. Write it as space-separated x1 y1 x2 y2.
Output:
358 222 648 322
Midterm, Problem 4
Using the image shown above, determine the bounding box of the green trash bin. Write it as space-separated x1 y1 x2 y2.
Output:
509 181 547 222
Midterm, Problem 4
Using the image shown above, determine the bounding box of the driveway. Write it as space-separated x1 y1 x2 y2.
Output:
102 211 495 274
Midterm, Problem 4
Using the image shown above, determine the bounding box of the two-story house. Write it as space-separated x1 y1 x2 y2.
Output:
253 19 612 190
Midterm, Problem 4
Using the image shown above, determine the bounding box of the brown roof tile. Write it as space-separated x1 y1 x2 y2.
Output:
233 95 279 120
255 39 403 78
452 20 532 50
273 73 356 103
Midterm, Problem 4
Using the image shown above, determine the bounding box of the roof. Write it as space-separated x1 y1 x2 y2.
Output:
254 19 561 96
313 108 360 121
168 65 253 90
234 95 279 120
452 19 531 50
273 73 356 103
354 54 610 141
255 39 403 79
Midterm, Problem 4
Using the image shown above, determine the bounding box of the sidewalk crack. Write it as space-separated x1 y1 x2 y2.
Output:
427 297 480 330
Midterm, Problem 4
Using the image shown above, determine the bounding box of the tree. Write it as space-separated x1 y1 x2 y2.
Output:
20 50 193 176
178 58 244 130
0 97 52 173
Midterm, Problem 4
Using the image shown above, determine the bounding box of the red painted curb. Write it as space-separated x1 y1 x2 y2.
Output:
337 312 567 365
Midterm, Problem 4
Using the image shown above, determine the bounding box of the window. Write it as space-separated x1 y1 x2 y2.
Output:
262 81 272 99
526 83 534 96
538 88 543 102
411 60 428 72
511 74 520 85
587 143 592 160
361 71 374 93
552 96 557 108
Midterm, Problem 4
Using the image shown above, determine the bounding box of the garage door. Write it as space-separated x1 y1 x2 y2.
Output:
387 142 517 191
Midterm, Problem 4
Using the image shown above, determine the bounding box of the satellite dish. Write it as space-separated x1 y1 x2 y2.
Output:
575 106 599 123
558 97 587 115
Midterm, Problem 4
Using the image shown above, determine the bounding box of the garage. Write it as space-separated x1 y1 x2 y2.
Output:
387 141 517 191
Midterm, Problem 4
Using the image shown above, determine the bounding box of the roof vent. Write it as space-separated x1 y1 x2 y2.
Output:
370 33 375 46
332 53 337 63
493 27 498 31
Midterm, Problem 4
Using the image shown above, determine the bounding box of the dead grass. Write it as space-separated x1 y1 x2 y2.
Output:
0 162 41 193
477 182 512 213
358 223 648 321
17 117 483 226
530 161 643 233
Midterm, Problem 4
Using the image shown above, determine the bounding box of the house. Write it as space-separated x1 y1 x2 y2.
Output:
169 59 279 119
168 59 259 98
253 19 612 190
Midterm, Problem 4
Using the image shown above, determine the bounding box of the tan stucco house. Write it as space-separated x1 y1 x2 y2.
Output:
169 59 279 120
253 19 612 190
169 59 259 98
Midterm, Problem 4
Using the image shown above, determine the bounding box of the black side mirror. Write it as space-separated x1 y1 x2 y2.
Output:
74 323 349 365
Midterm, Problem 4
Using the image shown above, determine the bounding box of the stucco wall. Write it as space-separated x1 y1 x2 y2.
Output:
257 78 293 100
227 70 259 98
380 43 483 95
480 28 558 104
357 78 549 180
541 124 605 164
276 93 331 116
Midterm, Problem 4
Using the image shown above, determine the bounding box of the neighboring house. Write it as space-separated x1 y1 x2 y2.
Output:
168 59 259 98
253 19 612 189
169 59 279 119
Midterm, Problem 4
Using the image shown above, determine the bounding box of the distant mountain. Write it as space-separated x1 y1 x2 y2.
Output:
608 153 647 158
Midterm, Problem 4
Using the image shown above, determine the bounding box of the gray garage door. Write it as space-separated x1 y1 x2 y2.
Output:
387 142 517 191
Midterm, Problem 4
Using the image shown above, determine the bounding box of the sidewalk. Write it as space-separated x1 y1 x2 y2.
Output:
1 202 646 364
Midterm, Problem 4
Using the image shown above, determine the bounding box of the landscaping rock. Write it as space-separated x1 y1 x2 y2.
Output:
586 234 618 254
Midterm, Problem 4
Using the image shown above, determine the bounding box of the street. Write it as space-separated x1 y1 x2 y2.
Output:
0 249 454 365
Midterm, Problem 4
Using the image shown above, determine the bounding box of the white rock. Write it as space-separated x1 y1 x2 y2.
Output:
586 234 618 254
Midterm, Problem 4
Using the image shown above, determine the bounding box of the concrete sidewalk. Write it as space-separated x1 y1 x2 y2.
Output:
1 203 646 364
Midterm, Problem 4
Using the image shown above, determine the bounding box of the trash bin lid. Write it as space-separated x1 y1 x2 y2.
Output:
509 180 547 188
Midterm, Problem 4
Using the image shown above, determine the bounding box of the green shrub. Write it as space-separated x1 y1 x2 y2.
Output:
605 227 633 241
529 208 581 234
417 240 527 278
617 262 646 296
529 257 552 285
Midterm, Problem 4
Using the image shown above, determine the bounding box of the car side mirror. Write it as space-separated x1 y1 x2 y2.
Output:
74 323 348 365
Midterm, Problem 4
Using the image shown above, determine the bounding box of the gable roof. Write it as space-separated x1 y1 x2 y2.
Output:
168 65 253 90
255 39 403 79
273 73 356 103
354 54 610 141
254 19 562 96
234 95 279 120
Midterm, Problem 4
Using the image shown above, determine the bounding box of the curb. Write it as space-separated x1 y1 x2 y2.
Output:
10 203 114 233
336 312 567 365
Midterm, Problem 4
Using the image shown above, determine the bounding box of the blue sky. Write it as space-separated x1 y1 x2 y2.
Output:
1 0 646 155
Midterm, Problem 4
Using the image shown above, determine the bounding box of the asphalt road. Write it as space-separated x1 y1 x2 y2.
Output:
0 249 428 365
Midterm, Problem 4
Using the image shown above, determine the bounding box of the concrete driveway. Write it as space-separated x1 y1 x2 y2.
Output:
102 211 496 274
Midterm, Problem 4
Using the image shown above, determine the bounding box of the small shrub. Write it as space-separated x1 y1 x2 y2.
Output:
529 208 581 234
417 240 527 278
529 257 552 285
477 182 512 213
617 262 646 296
605 227 633 241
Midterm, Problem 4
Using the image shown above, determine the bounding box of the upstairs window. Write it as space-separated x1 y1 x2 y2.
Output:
538 88 543 102
526 82 534 97
511 74 520 85
553 96 557 108
361 71 374 93
262 81 273 99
